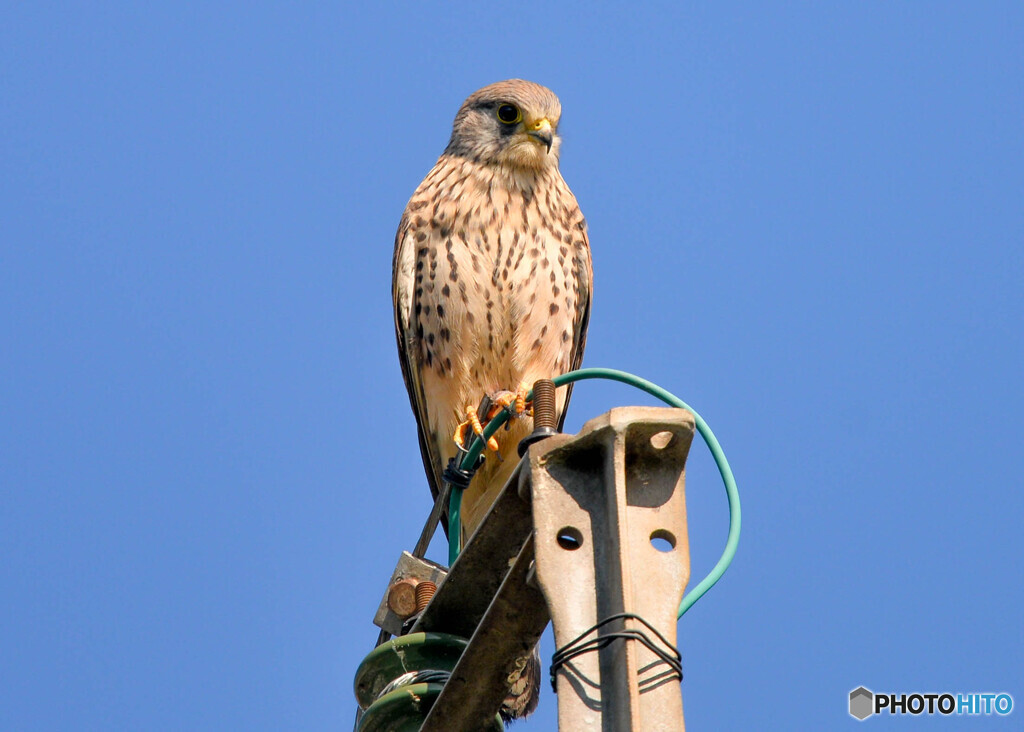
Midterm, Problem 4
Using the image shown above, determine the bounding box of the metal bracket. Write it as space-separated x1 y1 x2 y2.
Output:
530 407 695 731
411 462 532 638
419 534 549 731
372 552 447 637
411 462 545 730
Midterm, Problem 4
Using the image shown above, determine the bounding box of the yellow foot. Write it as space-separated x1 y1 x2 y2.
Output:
453 404 500 452
487 382 531 419
452 383 534 454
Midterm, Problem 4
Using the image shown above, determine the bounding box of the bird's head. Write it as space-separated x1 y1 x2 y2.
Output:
446 79 563 171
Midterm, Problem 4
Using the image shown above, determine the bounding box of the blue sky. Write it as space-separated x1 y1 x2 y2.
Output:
2 2 1021 730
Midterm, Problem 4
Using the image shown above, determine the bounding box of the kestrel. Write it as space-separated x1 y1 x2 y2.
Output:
392 80 591 716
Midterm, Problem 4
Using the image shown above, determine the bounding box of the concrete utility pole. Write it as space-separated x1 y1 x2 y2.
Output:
356 406 694 731
532 407 692 731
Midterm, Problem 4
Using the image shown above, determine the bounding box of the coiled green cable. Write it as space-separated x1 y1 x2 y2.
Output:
448 367 740 619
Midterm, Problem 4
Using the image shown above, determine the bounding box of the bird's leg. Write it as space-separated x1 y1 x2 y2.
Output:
453 383 533 455
474 383 533 461
487 381 532 421
515 381 530 417
453 404 500 452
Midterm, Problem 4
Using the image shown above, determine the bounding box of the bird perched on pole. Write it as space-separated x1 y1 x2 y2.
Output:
392 79 592 719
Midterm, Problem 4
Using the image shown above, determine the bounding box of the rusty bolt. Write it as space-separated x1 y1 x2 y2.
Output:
531 378 558 431
518 378 559 456
386 577 420 619
415 581 437 613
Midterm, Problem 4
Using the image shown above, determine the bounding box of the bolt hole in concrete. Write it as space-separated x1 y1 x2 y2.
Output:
649 430 674 449
650 529 676 552
557 526 584 550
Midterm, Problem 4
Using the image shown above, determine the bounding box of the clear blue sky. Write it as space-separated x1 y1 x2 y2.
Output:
2 3 1021 730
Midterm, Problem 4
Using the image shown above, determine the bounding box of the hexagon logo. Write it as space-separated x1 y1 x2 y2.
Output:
849 687 874 720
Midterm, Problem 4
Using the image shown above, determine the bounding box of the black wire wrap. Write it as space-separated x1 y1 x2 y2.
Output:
550 612 682 692
442 453 483 490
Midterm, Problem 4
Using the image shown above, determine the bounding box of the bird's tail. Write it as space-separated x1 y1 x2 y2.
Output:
500 643 541 722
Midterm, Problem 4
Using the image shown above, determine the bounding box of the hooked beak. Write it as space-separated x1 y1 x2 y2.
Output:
526 118 553 153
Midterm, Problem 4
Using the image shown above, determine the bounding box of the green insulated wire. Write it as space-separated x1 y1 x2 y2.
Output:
448 367 741 619
448 486 462 567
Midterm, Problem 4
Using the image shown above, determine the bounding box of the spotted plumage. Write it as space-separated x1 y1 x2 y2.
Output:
392 80 592 716
394 79 591 535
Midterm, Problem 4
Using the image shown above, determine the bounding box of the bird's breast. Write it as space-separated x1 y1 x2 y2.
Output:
414 181 581 409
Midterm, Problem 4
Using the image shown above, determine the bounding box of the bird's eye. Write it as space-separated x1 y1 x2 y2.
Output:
496 104 522 125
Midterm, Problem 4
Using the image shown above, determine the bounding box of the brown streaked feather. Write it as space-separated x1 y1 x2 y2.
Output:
557 237 592 432
393 79 592 533
392 79 592 722
392 212 446 508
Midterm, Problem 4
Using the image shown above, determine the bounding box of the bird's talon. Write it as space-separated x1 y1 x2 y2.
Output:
455 383 537 453
454 405 501 452
454 405 485 447
514 382 529 416
467 405 485 437
453 421 469 449
486 383 531 421
486 391 515 419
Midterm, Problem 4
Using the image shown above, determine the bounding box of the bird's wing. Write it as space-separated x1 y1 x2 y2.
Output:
393 209 446 505
557 214 592 431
